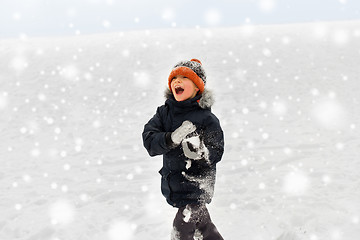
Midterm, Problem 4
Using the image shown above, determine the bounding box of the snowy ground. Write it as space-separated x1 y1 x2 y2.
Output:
1 20 360 240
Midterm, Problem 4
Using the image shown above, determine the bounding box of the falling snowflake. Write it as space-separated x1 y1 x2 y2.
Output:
262 48 272 57
49 199 76 225
332 29 349 45
12 12 22 20
283 171 310 196
107 220 136 240
133 71 150 88
272 101 287 116
311 98 347 129
162 8 175 21
61 65 79 80
258 0 276 13
102 20 111 28
122 49 130 57
312 23 329 39
204 9 222 26
0 94 8 110
11 56 28 72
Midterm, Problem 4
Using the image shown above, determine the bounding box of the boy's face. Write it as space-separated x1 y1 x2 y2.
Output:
171 75 199 102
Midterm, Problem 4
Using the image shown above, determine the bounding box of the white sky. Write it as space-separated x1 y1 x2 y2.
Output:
1 0 359 38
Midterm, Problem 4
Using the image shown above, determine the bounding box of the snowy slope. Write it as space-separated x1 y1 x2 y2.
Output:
0 20 360 240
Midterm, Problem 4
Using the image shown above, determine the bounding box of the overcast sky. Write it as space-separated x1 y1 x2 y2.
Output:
1 0 359 38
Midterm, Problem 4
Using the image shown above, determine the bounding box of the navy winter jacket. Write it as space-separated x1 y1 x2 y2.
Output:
142 89 224 208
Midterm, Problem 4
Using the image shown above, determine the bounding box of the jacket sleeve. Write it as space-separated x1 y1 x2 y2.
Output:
142 106 172 157
202 114 224 165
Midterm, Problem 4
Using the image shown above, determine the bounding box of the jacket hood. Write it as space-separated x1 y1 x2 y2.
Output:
164 88 215 109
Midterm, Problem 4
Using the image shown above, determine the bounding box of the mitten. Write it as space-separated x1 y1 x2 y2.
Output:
171 120 196 146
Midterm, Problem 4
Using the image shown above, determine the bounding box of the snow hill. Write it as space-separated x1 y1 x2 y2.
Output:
1 20 360 240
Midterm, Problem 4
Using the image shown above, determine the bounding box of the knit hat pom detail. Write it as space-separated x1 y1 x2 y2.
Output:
190 59 202 65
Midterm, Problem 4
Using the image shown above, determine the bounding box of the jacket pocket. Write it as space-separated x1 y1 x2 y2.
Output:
159 168 171 199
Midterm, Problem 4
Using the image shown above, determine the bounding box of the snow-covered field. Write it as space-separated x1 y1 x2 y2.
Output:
1 20 360 240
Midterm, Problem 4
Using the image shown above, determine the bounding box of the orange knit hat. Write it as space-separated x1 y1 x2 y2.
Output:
168 59 206 94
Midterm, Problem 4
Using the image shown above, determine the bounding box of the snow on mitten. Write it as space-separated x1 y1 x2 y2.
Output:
182 135 209 160
171 120 196 146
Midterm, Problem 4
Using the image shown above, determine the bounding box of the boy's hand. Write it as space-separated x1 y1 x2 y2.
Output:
171 120 196 145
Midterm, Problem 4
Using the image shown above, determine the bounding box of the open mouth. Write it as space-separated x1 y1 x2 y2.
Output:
175 86 184 95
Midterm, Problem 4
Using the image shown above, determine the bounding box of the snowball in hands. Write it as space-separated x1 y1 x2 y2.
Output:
182 136 209 160
171 120 196 145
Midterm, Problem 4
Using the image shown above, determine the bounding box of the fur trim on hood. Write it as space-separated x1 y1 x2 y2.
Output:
164 88 215 109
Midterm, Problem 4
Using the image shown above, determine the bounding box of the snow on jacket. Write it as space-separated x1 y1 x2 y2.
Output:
142 89 224 208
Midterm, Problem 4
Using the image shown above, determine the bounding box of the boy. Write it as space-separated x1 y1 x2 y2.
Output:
142 59 224 240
